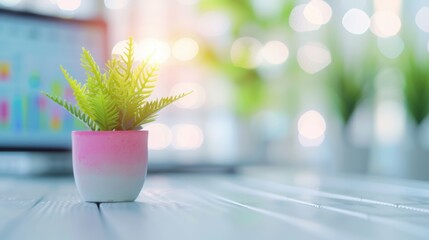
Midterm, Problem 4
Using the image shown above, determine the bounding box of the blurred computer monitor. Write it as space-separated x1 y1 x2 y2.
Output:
0 8 107 151
0 9 107 175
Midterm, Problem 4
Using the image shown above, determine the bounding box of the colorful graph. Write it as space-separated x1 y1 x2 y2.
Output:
0 61 10 81
29 71 41 88
0 72 79 133
12 95 23 132
0 14 105 148
0 99 8 128
63 87 75 130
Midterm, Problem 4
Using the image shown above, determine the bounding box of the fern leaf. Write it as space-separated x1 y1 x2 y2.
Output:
105 58 118 88
107 44 135 108
138 115 158 126
125 38 134 75
105 58 125 102
139 64 158 95
81 48 103 97
132 92 192 129
81 48 102 82
126 63 158 112
117 37 135 82
90 92 119 131
60 65 94 119
42 92 99 131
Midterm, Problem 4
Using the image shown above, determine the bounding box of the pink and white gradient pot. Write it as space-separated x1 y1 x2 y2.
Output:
72 130 148 202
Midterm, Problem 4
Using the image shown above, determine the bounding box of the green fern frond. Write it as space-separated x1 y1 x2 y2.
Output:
105 58 119 87
118 37 135 81
81 48 104 97
81 48 102 83
132 92 192 129
125 63 158 112
42 92 99 131
140 64 158 91
90 92 119 131
60 65 94 119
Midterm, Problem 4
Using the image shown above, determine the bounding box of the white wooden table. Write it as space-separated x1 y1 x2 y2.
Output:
1 168 429 240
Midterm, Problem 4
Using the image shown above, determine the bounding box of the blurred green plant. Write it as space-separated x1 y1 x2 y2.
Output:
327 58 375 125
197 0 294 117
198 35 267 117
198 0 294 35
403 51 429 126
43 38 190 131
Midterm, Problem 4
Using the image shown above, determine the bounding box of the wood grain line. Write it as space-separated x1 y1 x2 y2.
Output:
196 188 355 240
219 180 429 239
242 177 429 213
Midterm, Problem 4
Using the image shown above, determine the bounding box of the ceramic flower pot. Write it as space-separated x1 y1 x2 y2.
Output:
72 130 148 202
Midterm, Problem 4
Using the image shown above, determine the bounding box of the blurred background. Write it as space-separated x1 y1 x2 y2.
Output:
1 0 429 180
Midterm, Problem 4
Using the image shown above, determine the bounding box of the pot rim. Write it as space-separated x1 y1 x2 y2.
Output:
72 130 148 135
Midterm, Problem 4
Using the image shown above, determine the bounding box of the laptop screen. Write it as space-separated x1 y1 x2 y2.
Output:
0 9 107 150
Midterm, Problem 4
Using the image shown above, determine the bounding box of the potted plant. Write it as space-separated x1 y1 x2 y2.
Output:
43 38 190 202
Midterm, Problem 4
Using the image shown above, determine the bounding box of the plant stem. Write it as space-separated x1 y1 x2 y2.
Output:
121 108 127 130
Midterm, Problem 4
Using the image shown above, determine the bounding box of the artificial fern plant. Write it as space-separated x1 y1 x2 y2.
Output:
43 37 190 131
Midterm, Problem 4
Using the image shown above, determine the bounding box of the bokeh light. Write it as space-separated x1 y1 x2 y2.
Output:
56 0 81 11
145 123 172 150
178 0 198 5
374 0 402 14
298 109 326 147
415 7 429 33
170 82 206 109
298 110 326 140
342 8 370 35
370 11 401 38
112 39 171 63
104 0 128 10
172 38 199 61
173 124 204 150
111 40 128 58
230 37 263 69
377 36 404 59
198 12 231 37
375 100 405 145
303 0 332 25
261 41 289 65
138 38 171 63
297 42 331 74
289 4 320 32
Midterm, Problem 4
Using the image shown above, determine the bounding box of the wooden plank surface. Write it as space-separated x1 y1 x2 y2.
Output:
0 178 49 238
0 169 429 240
0 178 107 240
